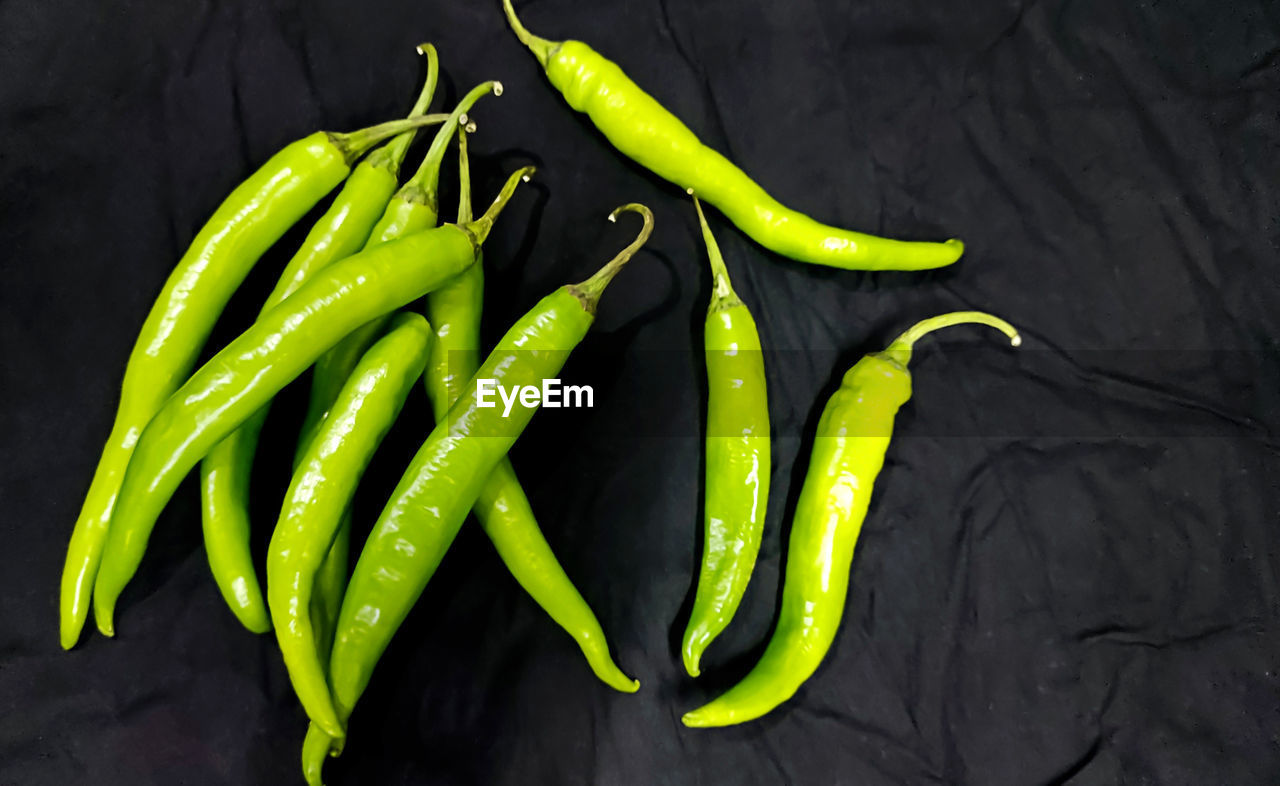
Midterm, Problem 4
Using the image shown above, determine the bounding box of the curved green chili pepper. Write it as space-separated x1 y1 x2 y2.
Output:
296 80 502 656
59 112 449 650
682 195 771 678
267 312 432 740
502 0 961 271
89 166 534 636
425 126 637 692
682 312 1020 727
302 205 654 783
198 48 443 634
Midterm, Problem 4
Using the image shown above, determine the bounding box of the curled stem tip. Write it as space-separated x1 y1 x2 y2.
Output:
692 195 734 302
404 80 502 199
501 0 559 66
330 113 449 164
883 311 1021 367
415 41 435 56
464 165 536 246
571 204 654 312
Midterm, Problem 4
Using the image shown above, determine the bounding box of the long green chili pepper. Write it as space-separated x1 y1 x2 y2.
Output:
89 166 535 636
682 195 771 678
59 111 448 651
198 47 443 634
302 204 654 782
682 312 1020 727
267 312 433 740
296 79 501 654
424 126 637 692
501 0 962 271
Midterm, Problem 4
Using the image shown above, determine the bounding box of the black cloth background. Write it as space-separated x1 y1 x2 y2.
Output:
2 0 1279 784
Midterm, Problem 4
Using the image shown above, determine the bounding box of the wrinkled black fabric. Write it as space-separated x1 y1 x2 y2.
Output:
2 0 1279 784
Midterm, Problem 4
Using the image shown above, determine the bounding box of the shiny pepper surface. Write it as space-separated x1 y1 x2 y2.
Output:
198 56 445 634
59 112 447 649
90 167 533 635
684 312 1020 727
503 0 962 271
682 196 771 678
302 205 654 785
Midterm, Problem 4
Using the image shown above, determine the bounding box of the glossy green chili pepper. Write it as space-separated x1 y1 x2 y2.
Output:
682 312 1020 727
59 112 449 650
267 312 432 740
682 195 771 678
502 0 962 271
296 80 501 654
198 49 443 634
425 126 637 692
302 204 654 783
89 166 534 636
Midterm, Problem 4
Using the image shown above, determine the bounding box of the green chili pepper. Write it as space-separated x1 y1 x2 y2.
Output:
501 0 962 271
198 48 442 634
296 80 502 656
681 312 1020 727
89 166 534 636
302 204 654 782
58 112 448 651
267 312 433 740
682 194 771 678
424 125 637 692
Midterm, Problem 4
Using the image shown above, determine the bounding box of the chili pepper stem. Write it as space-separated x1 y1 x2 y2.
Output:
401 81 502 213
461 166 536 247
567 204 655 313
457 126 473 223
370 44 440 171
501 0 560 66
690 191 738 306
882 311 1021 367
328 114 450 165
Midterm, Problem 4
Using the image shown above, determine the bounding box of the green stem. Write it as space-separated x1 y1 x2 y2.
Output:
882 311 1021 367
569 204 655 313
501 0 561 67
463 166 536 246
691 192 737 306
370 42 440 173
400 80 503 211
328 114 450 164
457 125 473 224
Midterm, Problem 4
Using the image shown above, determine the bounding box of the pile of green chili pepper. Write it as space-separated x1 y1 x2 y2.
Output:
59 6 1032 781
